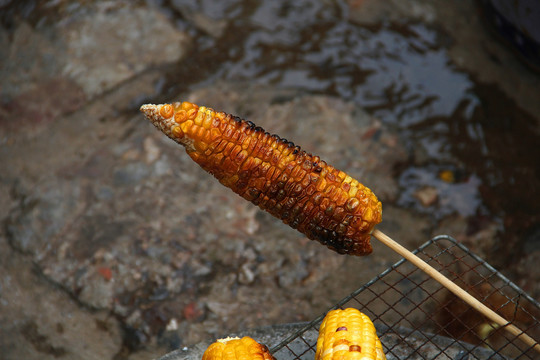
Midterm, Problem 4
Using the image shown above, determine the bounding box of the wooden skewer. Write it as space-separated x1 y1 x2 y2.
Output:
372 229 540 353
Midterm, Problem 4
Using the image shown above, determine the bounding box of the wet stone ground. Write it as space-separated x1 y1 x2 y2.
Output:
0 1 539 359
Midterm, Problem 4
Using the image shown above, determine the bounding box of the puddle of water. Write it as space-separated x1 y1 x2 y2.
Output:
0 0 96 29
180 1 472 128
397 165 484 220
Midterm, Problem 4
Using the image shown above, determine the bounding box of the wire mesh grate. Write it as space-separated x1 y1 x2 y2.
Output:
271 235 540 359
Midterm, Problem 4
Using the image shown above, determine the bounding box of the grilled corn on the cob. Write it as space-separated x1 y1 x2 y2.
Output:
202 336 275 360
140 101 382 256
316 308 386 360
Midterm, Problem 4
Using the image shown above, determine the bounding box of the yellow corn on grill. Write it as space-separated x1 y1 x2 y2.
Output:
315 308 386 360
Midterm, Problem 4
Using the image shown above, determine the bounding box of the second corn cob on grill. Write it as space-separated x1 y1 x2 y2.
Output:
316 308 386 360
140 101 382 255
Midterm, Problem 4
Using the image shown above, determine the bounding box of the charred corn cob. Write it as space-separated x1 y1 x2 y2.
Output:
202 336 275 360
316 308 386 360
140 101 382 255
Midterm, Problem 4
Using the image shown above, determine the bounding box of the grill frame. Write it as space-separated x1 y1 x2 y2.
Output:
271 235 540 359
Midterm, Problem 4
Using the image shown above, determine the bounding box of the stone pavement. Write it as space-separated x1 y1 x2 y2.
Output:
1 1 538 359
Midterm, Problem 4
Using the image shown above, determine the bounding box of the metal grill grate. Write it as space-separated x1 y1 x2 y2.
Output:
271 235 540 359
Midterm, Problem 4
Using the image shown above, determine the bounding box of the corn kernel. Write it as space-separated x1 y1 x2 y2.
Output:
159 104 174 119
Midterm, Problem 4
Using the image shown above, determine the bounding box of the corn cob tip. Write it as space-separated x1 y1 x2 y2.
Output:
139 103 156 114
140 103 163 127
140 101 203 145
140 101 200 123
141 102 191 149
140 103 161 115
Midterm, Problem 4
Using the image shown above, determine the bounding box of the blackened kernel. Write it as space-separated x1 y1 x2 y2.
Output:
284 197 296 209
325 205 335 215
313 212 325 223
276 189 286 201
295 212 306 224
248 188 261 198
290 205 302 217
236 180 248 189
268 184 279 195
336 223 347 235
